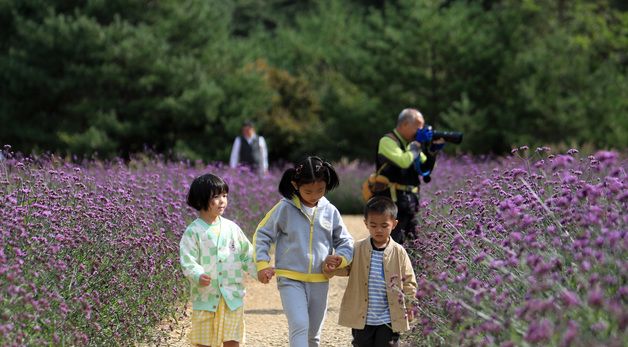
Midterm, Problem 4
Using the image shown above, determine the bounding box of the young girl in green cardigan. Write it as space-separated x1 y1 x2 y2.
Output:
180 173 257 347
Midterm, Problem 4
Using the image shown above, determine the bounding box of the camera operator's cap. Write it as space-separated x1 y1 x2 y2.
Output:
242 120 255 128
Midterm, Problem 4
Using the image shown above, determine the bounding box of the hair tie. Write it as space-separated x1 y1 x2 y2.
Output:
295 164 304 176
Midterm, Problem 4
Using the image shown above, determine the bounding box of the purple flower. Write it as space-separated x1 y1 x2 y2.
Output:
510 232 522 242
560 290 580 308
473 252 487 262
594 150 618 163
489 259 505 269
524 319 553 343
587 286 604 307
590 320 607 332
619 286 628 300
567 149 579 155
560 320 579 347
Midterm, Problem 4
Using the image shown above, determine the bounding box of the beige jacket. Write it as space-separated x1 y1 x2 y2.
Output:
334 237 417 332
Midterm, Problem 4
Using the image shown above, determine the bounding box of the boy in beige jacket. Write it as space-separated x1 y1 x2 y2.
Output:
324 196 417 347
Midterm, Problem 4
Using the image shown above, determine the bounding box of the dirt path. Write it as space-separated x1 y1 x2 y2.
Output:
157 215 369 347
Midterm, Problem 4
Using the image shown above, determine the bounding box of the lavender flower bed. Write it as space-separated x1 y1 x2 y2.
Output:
326 159 372 214
0 148 279 346
2 145 625 346
408 148 627 346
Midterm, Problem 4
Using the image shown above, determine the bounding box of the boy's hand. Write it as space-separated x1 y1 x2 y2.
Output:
323 255 342 273
199 274 212 287
257 268 275 284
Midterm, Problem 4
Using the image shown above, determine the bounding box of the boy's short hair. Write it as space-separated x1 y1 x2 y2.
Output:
364 196 398 220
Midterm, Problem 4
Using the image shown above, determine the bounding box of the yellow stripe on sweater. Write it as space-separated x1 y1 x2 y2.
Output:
252 201 282 271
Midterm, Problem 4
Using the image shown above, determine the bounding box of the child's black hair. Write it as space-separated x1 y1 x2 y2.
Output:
278 156 340 199
186 173 229 211
364 196 398 220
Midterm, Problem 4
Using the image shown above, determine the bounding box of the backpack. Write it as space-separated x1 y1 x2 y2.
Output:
361 163 390 202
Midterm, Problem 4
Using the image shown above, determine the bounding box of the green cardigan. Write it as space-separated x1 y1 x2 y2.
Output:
180 217 257 311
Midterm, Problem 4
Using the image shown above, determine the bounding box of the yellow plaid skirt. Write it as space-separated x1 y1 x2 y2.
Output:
190 299 244 346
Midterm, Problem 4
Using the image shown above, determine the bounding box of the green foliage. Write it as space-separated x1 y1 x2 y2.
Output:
496 0 628 151
1 0 227 159
0 0 626 161
243 59 322 162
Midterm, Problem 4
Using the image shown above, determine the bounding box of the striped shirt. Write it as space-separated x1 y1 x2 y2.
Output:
366 246 391 325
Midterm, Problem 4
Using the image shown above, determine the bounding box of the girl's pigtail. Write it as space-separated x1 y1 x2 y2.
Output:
322 161 340 191
278 168 298 199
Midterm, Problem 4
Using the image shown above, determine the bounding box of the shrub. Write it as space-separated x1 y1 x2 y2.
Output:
406 147 627 346
0 147 279 346
326 159 370 215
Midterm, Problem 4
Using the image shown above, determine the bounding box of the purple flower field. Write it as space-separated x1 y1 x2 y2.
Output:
1 145 626 346
0 147 279 346
409 148 627 346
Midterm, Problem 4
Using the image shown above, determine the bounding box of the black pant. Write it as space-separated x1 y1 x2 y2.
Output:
375 190 419 245
352 325 400 347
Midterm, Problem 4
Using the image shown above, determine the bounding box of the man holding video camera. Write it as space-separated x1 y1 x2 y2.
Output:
372 108 446 245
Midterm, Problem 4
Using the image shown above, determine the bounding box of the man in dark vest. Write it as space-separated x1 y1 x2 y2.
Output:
229 121 268 176
373 108 443 244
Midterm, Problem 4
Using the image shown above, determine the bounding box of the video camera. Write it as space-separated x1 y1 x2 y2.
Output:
414 125 463 183
415 125 463 144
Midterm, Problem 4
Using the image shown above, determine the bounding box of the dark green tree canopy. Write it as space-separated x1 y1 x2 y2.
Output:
1 0 626 162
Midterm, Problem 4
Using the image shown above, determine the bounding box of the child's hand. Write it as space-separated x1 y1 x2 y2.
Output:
199 274 212 287
406 308 415 322
321 261 336 279
323 255 342 273
257 268 275 284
